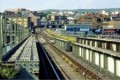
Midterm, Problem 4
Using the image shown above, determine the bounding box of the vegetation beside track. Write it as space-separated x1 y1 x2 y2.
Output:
46 29 76 42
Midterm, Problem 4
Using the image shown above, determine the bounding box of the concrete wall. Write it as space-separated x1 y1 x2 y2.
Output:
54 38 71 51
72 43 120 79
77 37 120 52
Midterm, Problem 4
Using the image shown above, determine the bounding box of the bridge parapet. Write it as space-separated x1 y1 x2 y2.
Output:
0 16 30 62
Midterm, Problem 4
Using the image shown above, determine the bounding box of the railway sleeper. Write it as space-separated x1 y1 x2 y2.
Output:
93 75 101 80
84 68 88 73
77 68 93 79
71 64 79 72
54 49 59 53
61 55 75 68
85 71 99 80
85 70 92 75
83 69 96 79
61 55 65 59
57 52 60 55
85 75 93 80
56 50 60 54
81 70 98 80
55 51 60 55
67 60 73 67
90 73 97 79
64 58 69 62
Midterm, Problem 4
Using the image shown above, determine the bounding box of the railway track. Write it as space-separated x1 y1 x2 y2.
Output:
44 46 72 80
36 39 64 80
35 28 103 80
48 42 102 80
36 33 73 79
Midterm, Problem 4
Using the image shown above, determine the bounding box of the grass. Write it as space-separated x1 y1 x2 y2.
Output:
46 29 76 42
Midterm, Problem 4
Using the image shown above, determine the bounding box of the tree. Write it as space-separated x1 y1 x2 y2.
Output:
38 12 45 17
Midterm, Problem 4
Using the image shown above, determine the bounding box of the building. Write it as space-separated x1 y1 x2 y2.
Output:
4 8 40 27
50 14 67 24
62 24 93 36
22 11 41 27
77 12 111 34
5 14 31 28
5 8 27 13
101 10 109 16
50 11 79 25
40 17 48 26
103 21 120 34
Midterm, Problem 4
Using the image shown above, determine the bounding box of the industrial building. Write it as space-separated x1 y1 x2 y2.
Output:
55 24 93 36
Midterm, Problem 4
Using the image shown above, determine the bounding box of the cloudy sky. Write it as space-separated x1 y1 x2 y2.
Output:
0 0 120 12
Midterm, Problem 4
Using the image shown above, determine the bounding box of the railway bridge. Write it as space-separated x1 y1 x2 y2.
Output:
0 15 120 80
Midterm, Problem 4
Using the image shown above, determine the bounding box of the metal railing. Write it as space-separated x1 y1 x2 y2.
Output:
81 34 120 40
0 17 30 62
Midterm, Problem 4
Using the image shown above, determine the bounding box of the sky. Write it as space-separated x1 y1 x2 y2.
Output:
0 0 120 12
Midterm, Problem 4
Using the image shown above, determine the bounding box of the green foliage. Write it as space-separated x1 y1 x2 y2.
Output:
46 29 76 42
38 12 45 17
38 12 51 17
41 8 120 14
0 67 17 79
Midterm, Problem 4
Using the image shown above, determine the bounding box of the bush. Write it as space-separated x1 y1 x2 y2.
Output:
0 67 17 79
46 29 75 42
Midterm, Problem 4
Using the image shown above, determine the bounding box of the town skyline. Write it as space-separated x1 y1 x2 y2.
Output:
1 0 120 80
0 0 120 12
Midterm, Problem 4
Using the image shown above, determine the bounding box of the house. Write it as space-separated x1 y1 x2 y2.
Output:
103 21 120 34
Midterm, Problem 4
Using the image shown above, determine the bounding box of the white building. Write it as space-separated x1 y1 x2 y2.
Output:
112 11 119 15
101 10 108 16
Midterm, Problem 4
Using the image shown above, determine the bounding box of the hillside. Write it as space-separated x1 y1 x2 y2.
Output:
39 8 120 14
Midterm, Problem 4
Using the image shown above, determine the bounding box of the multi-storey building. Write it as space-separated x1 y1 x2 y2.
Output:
22 11 41 27
5 14 31 28
50 14 67 24
5 8 27 13
4 8 40 27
